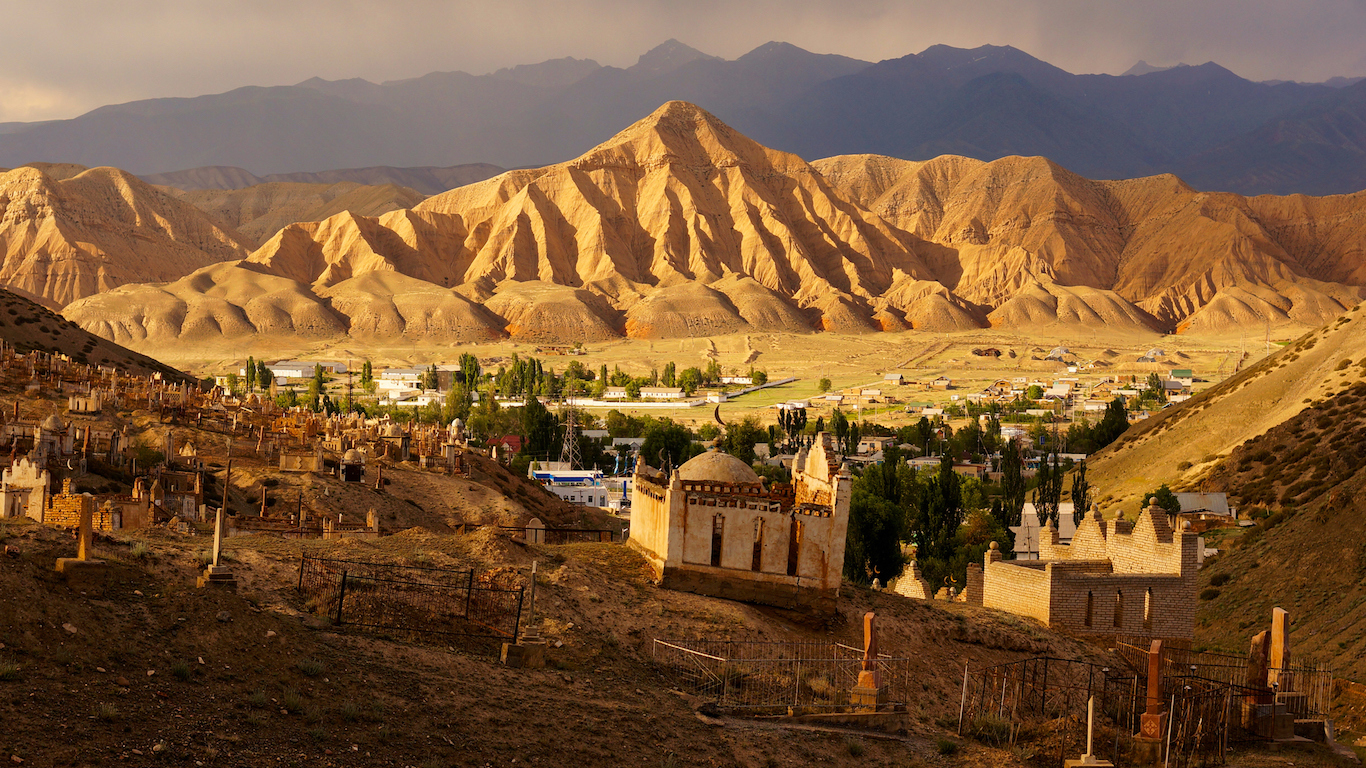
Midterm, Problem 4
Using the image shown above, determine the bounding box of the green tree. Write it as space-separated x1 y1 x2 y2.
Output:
1096 397 1129 447
718 415 766 465
1070 459 1091 524
520 389 558 459
245 356 256 391
422 364 439 391
677 367 702 395
640 420 701 470
225 372 240 395
844 480 907 586
831 410 849 452
1141 484 1182 515
1145 372 1167 403
911 456 964 589
1026 384 1044 400
750 368 768 385
998 438 1025 551
817 377 832 393
257 360 272 392
661 362 676 387
1032 452 1063 528
360 360 373 387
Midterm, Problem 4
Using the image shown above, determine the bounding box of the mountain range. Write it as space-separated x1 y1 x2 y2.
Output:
33 102 1364 349
1 41 1364 196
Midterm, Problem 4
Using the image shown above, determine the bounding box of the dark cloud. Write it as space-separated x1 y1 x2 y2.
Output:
3 0 1364 122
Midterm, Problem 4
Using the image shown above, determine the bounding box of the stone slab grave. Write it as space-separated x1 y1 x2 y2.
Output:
197 503 237 590
1064 696 1114 768
850 611 887 711
54 495 108 588
1132 640 1166 766
502 560 547 669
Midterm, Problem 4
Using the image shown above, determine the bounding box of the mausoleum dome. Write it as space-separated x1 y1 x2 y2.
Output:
342 448 365 464
41 415 64 431
678 450 761 485
383 424 403 437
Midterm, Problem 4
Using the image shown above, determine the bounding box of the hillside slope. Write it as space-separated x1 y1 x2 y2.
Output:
1086 302 1366 508
1191 382 1366 680
0 288 192 381
164 181 426 244
0 165 253 307
814 153 1366 330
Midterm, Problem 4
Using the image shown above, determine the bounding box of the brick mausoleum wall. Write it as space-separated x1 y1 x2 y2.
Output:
1048 569 1195 639
661 562 836 615
983 561 1053 623
45 494 112 531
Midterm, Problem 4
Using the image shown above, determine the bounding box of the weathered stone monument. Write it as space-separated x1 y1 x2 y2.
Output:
197 505 237 590
524 517 545 544
1064 696 1114 767
850 612 886 711
1241 610 1296 740
1133 640 1166 765
54 495 107 586
502 559 547 669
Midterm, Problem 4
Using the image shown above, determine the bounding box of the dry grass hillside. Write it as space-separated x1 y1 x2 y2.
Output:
814 153 1366 332
0 165 253 307
165 181 426 244
1086 302 1366 509
1190 382 1366 681
0 288 193 381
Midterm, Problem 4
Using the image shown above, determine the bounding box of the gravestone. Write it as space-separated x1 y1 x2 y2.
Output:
850 612 886 711
1064 696 1114 767
196 506 237 590
1133 640 1166 765
55 496 108 587
525 517 545 545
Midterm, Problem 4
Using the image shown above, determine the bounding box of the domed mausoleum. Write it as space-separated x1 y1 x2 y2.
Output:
629 433 851 614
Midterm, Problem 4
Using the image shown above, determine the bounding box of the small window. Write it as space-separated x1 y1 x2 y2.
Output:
786 519 803 576
710 514 724 567
751 519 764 572
1114 590 1124 629
1085 591 1094 627
1144 588 1153 630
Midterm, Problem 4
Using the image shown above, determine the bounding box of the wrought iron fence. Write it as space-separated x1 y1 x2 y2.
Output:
497 526 618 544
298 556 524 647
960 657 1143 737
652 639 912 712
1116 640 1334 720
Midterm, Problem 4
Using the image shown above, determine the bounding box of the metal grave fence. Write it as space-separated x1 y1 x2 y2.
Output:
1116 640 1334 720
298 555 524 646
652 638 913 712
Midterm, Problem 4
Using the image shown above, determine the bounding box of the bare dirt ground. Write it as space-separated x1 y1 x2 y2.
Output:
2 519 1354 767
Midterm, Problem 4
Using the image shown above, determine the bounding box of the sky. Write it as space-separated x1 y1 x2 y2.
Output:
2 0 1365 123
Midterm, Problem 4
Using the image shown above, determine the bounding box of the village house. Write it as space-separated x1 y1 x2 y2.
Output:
629 434 851 613
639 386 685 400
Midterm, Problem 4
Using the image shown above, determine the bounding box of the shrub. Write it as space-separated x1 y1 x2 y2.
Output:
1199 588 1221 601
95 703 120 722
937 739 959 755
1209 573 1231 587
296 658 324 677
171 661 192 680
130 541 150 560
845 737 865 757
1176 461 1193 471
247 689 268 708
282 689 304 714
0 664 20 681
